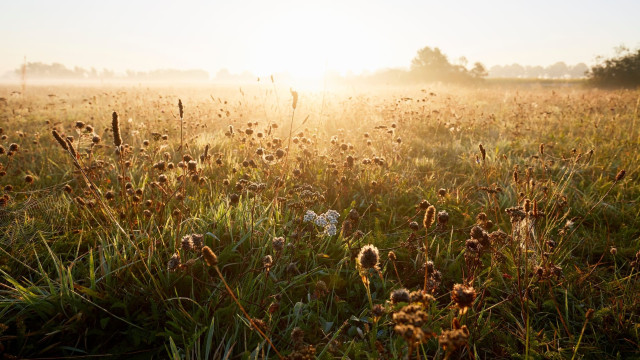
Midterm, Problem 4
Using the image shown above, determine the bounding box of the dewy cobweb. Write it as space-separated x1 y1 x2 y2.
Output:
0 182 72 245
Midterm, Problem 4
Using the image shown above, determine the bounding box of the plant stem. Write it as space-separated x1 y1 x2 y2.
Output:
214 266 284 360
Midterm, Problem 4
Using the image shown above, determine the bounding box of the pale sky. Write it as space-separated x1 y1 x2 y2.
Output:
1 0 639 78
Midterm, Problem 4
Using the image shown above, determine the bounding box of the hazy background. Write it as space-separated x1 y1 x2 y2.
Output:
1 0 639 83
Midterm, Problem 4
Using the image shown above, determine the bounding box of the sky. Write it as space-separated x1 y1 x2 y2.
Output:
1 0 639 79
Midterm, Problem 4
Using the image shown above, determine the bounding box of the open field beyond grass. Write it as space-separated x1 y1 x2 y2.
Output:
0 84 639 359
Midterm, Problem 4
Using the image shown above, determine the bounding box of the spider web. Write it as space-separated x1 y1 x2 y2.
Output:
0 183 72 245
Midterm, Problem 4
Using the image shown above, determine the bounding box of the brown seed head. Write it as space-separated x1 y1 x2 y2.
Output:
202 246 218 267
451 284 476 310
358 244 380 270
388 251 397 261
112 111 122 147
52 130 68 150
423 205 436 229
290 89 298 110
390 288 411 304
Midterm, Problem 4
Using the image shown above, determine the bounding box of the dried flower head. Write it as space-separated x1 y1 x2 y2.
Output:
52 130 68 150
291 327 305 345
423 205 436 229
437 210 449 225
410 290 435 305
272 236 285 252
390 288 411 304
202 246 218 267
388 251 397 261
290 89 298 110
358 244 380 270
262 255 273 268
168 252 181 271
112 111 122 147
451 284 476 312
439 320 469 353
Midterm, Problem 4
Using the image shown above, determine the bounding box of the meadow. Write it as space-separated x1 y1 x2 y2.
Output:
0 83 638 359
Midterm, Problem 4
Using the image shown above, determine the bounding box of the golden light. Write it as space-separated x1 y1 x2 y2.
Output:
245 6 366 83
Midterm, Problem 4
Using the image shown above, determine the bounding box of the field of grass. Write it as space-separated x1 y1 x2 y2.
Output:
0 83 638 359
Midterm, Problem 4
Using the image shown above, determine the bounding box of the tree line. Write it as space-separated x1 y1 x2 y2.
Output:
10 45 639 87
11 62 209 81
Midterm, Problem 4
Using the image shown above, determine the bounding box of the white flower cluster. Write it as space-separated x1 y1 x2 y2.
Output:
303 209 340 236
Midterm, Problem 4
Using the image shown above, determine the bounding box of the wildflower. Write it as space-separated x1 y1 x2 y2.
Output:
202 246 218 267
168 253 181 271
314 215 328 227
303 210 317 223
410 290 435 305
437 210 449 225
112 111 122 147
291 327 305 346
470 225 484 240
324 223 337 236
262 255 273 269
451 284 476 311
272 236 285 252
393 304 435 346
324 209 340 223
390 288 411 304
439 319 469 353
388 251 397 261
423 205 436 229
358 244 380 270
314 280 328 298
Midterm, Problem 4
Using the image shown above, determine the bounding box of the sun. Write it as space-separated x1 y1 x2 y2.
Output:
246 7 363 82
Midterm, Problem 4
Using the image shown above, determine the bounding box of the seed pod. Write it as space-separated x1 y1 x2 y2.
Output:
202 246 218 267
52 130 68 150
290 89 298 110
423 205 436 229
66 138 78 159
112 111 122 147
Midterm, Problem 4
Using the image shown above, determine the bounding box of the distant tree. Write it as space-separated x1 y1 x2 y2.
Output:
101 68 114 78
488 65 504 77
587 47 640 87
411 47 451 78
525 65 545 78
457 56 469 68
504 64 526 78
410 46 472 82
546 62 569 79
569 63 588 78
470 62 488 78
